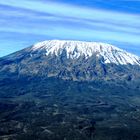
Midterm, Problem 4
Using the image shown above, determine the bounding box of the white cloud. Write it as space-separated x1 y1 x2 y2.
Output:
0 0 140 55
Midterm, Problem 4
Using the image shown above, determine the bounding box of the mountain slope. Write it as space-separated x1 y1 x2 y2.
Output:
0 40 140 82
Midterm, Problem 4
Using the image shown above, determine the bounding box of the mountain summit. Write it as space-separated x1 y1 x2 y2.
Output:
0 40 140 82
32 40 140 65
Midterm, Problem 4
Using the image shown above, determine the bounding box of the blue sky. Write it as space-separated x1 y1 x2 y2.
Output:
0 0 140 57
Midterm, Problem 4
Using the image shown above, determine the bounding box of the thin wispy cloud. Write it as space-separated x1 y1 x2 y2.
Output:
0 0 140 56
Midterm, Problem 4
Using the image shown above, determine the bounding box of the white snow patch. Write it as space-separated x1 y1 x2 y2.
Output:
32 40 140 65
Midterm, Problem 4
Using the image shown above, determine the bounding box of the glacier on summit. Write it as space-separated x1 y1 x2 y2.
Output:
32 40 140 66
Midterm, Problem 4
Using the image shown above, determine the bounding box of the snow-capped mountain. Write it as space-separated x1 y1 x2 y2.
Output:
31 40 140 66
0 40 140 82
